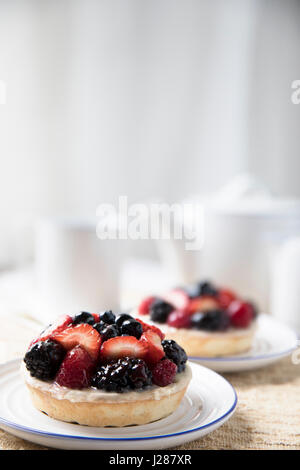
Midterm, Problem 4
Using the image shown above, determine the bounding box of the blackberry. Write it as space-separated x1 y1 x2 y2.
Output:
191 309 230 331
24 340 65 381
116 313 134 327
162 339 187 373
149 299 174 323
100 324 120 342
73 311 95 326
121 319 143 339
99 310 116 325
185 280 218 299
92 357 152 392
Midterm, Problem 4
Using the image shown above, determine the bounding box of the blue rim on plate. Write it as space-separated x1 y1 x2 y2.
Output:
0 360 237 442
188 346 297 362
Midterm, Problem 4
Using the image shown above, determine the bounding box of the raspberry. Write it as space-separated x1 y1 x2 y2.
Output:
228 300 254 328
55 345 95 389
151 359 177 387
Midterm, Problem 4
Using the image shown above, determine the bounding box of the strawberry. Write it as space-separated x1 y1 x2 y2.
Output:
140 330 165 365
92 313 100 323
136 318 165 340
29 315 73 349
100 336 148 362
167 310 191 329
217 289 237 310
163 289 190 311
187 296 220 314
55 345 95 389
228 300 255 328
138 296 157 315
52 323 101 361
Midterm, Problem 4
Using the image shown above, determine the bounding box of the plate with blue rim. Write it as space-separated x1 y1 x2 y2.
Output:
0 360 236 449
189 314 298 372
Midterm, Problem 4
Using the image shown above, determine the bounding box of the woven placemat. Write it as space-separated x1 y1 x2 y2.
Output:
0 320 299 450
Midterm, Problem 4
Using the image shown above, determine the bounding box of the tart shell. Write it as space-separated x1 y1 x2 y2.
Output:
24 365 192 427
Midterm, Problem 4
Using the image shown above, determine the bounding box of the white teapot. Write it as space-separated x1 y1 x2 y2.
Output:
157 175 300 314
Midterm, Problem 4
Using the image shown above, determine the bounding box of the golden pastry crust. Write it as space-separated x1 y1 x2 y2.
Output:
160 324 256 357
24 365 192 427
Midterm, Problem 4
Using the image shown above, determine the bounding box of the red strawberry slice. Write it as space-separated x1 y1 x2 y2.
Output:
136 318 165 340
167 310 191 329
29 315 73 349
52 323 101 361
91 313 100 322
140 330 165 365
100 336 148 362
138 296 157 315
187 296 220 314
217 289 237 309
163 289 190 311
55 345 95 389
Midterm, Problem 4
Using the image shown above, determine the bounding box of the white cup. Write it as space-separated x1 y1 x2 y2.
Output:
35 217 122 323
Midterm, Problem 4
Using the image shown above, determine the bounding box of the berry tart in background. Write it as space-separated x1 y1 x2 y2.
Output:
134 281 258 357
23 311 191 427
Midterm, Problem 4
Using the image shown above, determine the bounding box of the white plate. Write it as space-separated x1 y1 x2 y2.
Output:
189 314 298 372
0 360 236 450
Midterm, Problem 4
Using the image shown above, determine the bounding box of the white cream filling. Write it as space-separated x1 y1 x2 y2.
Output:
22 362 192 404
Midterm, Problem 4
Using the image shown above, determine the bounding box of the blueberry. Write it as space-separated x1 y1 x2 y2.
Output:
191 309 229 331
116 314 134 327
121 319 143 339
73 311 95 325
149 299 174 323
99 310 116 325
93 321 108 334
101 324 120 342
185 281 218 299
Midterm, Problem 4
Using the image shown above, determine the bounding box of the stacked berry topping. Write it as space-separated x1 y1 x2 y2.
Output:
137 281 258 332
24 311 187 392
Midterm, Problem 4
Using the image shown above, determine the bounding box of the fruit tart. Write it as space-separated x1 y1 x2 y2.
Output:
134 281 258 357
23 311 191 427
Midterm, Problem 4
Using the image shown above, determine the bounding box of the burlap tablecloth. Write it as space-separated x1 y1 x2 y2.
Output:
0 319 299 450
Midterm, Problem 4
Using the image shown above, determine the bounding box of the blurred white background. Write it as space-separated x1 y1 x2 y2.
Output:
0 0 300 269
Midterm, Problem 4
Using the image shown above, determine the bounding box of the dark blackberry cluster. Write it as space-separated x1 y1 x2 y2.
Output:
162 340 187 373
149 299 174 323
93 312 143 340
185 280 218 299
191 309 229 331
24 340 65 380
92 357 152 392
